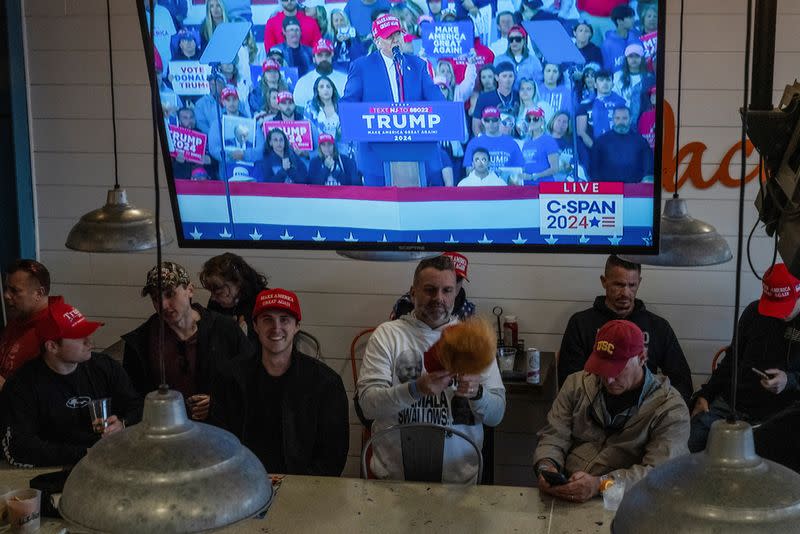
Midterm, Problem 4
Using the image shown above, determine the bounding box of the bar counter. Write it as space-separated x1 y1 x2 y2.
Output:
1 467 613 533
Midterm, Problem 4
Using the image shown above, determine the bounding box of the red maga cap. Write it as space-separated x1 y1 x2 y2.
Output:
36 300 104 343
443 252 469 281
584 320 644 378
313 38 334 55
526 106 545 118
276 90 294 104
759 263 800 319
220 87 239 101
252 288 302 321
318 133 335 144
262 59 281 72
482 106 500 119
372 14 403 40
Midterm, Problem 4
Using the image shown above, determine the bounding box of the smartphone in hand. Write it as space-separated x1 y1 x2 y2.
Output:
540 470 568 486
752 367 772 380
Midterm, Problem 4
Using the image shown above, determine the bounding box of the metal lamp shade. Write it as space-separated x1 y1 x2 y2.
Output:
60 389 272 533
620 197 733 266
612 420 800 533
65 188 170 252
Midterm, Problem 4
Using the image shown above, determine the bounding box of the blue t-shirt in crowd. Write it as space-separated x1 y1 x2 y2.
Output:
590 130 653 183
344 0 392 39
522 134 559 177
591 92 627 139
537 83 574 117
464 134 524 172
601 30 642 73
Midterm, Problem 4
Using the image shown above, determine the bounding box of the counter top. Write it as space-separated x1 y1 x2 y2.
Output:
0 467 614 533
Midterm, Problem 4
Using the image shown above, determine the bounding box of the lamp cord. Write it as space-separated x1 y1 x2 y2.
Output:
146 0 167 392
728 0 755 421
105 0 119 189
673 0 685 199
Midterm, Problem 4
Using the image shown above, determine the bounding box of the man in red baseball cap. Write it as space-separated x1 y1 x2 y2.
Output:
535 319 689 503
209 288 349 476
690 263 800 452
292 38 348 108
3 301 143 467
390 252 476 321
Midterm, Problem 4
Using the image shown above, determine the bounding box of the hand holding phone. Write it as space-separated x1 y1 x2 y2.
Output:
540 470 568 486
752 367 772 380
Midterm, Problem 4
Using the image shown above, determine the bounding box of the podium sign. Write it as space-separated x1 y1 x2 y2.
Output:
340 101 467 143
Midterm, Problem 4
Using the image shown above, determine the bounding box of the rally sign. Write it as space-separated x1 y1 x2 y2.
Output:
339 101 467 143
168 125 207 164
262 120 313 151
539 182 624 236
169 61 212 95
421 22 473 58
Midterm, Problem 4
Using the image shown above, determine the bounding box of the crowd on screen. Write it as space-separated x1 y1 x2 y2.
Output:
152 0 658 186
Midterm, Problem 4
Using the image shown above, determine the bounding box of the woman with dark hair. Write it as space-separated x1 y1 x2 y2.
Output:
537 62 574 118
249 60 289 114
493 25 542 90
468 65 497 119
305 75 350 156
308 134 359 185
200 253 269 339
613 44 655 124
259 128 309 183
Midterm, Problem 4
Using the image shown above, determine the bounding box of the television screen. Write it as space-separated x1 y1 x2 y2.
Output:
138 0 664 252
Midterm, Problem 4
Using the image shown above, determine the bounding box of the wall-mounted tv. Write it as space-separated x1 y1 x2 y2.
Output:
138 0 664 253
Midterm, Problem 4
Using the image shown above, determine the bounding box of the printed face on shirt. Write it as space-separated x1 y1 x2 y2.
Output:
151 284 195 327
3 270 47 320
601 265 641 318
395 350 422 384
284 24 302 47
612 108 631 133
410 267 457 328
253 309 300 359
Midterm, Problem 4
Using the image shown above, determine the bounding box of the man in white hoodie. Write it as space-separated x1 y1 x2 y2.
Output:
357 255 506 483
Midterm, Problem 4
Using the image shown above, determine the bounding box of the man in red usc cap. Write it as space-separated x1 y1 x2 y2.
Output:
209 288 349 476
358 254 505 483
535 319 689 503
121 262 254 422
292 38 348 108
690 263 800 453
0 260 60 389
558 255 693 405
341 13 445 186
2 301 143 467
390 252 476 321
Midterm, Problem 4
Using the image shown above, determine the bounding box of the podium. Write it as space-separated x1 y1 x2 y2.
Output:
339 101 467 186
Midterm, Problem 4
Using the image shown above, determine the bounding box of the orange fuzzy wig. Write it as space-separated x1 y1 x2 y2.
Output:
434 317 497 375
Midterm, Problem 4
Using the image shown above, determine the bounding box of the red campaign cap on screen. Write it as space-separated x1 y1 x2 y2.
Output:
262 59 281 73
759 263 800 319
277 91 294 104
372 14 403 40
220 87 239 101
509 24 527 39
584 320 644 378
318 133 335 145
154 48 163 72
313 39 334 55
526 106 545 118
648 85 657 95
36 301 104 343
252 288 302 321
482 106 500 119
443 252 469 281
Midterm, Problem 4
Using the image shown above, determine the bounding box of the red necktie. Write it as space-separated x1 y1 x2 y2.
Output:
394 61 405 102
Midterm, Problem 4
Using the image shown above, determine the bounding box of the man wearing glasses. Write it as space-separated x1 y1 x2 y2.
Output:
121 262 254 421
534 320 689 503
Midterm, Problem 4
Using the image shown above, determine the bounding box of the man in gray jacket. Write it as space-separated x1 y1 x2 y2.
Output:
534 320 689 502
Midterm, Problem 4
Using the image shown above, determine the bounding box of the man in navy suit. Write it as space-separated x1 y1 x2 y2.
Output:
341 14 445 186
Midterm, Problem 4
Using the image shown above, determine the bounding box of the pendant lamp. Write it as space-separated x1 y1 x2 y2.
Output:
60 3 272 532
620 0 731 267
65 0 168 252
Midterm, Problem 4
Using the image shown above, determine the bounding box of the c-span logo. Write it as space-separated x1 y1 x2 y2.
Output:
539 182 624 237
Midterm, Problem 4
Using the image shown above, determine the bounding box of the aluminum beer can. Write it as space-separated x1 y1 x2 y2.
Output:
526 348 541 384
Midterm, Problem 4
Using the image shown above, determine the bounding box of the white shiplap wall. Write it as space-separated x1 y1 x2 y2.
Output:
22 0 800 477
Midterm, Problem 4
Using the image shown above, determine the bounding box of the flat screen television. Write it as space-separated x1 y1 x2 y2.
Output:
137 0 664 253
